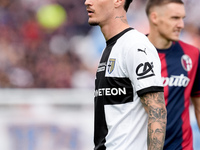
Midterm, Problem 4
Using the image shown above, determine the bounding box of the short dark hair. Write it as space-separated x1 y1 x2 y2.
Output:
124 0 133 12
145 0 184 16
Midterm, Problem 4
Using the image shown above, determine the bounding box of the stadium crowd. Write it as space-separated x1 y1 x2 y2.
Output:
0 0 199 88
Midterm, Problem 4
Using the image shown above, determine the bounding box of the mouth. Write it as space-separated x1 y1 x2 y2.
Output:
174 30 181 35
87 9 94 16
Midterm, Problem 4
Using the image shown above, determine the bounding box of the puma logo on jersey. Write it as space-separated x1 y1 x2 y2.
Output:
136 62 155 80
138 48 147 55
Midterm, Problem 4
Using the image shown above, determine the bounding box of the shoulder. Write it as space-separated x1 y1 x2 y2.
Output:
124 29 150 43
121 29 155 52
177 41 200 67
178 40 199 55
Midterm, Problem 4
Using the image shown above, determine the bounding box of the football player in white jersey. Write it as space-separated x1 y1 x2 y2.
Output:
85 0 167 149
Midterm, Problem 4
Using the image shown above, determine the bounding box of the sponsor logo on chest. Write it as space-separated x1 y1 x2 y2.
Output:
162 74 190 87
94 87 126 97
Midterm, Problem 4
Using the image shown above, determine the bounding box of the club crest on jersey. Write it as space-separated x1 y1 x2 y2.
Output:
107 58 116 74
181 54 192 71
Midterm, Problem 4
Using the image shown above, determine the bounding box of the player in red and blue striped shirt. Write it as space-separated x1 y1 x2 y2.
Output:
146 0 200 149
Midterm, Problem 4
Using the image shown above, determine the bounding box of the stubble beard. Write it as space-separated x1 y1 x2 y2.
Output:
89 23 99 26
88 19 99 26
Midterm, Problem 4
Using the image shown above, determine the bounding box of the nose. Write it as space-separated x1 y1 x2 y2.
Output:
178 19 184 29
85 0 92 6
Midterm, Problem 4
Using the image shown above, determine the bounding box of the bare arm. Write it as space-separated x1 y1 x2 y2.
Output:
191 97 200 129
140 92 167 150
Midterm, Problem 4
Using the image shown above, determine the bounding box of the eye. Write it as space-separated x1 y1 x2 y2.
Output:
172 16 180 20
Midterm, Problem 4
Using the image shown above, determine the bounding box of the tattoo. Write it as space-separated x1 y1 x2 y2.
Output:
115 16 128 24
140 92 167 150
115 16 124 19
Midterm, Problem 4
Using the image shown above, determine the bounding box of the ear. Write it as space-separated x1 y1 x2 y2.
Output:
114 0 123 8
149 12 158 25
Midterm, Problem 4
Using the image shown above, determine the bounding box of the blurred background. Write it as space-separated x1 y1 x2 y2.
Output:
0 0 199 149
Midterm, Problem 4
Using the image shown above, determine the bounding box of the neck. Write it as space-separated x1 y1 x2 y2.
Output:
100 14 130 41
148 28 172 49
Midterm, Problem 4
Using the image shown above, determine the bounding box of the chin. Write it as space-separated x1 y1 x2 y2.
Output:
173 34 181 41
88 19 99 26
89 22 99 26
172 38 179 42
170 36 180 42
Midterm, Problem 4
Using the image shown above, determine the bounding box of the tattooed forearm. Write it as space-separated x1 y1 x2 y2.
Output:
115 15 128 24
148 106 166 150
140 92 167 150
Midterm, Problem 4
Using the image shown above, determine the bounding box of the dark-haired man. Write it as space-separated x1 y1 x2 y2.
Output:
85 0 167 149
146 0 200 149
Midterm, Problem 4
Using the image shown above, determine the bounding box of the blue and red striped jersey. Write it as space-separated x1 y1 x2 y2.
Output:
157 40 200 150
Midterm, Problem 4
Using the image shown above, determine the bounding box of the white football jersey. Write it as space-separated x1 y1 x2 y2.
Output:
94 28 163 150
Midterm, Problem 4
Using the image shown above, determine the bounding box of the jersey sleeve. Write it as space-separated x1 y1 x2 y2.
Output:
125 35 163 97
191 51 200 97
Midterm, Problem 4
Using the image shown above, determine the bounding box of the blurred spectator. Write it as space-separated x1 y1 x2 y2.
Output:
0 0 199 88
0 0 93 88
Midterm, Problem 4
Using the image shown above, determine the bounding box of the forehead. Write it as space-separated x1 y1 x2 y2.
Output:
161 3 185 17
